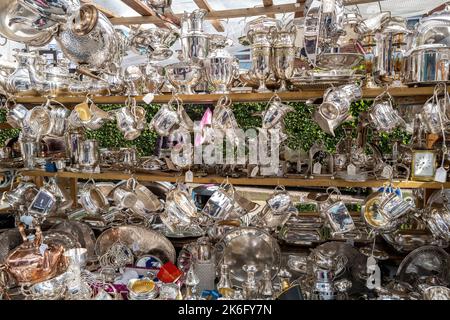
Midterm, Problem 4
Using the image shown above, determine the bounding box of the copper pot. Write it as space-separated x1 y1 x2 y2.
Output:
4 224 68 285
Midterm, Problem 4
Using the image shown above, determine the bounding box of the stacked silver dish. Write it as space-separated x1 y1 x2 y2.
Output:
405 4 450 84
127 278 159 300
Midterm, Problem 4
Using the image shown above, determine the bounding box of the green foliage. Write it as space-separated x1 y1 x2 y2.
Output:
0 100 411 156
84 104 160 157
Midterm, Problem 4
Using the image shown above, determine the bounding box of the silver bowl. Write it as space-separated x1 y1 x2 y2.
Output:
165 62 202 95
130 28 179 61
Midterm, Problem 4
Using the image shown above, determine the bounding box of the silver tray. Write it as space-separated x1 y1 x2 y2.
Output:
396 246 450 285
216 227 281 287
95 226 176 264
158 225 205 239
51 220 97 263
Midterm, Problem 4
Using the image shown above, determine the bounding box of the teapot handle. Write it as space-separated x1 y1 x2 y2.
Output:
33 225 43 247
17 223 28 243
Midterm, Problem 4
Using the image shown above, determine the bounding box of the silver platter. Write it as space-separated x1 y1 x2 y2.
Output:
51 220 97 263
158 225 205 239
95 225 176 264
216 227 281 287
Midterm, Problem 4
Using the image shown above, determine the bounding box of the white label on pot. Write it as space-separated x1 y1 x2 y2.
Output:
250 166 259 177
435 166 447 183
185 170 193 183
143 93 155 104
39 243 48 256
313 162 322 175
347 164 356 176
20 215 34 227
381 165 393 179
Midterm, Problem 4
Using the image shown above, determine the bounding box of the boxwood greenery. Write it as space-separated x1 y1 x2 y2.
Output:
0 101 411 156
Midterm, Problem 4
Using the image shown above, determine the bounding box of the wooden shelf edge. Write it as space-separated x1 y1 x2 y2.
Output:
11 87 437 105
20 170 449 189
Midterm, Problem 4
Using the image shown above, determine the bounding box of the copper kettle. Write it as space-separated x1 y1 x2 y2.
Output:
4 224 68 285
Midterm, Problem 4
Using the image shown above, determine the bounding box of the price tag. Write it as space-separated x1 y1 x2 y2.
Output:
381 165 393 179
143 93 155 104
366 256 381 290
435 166 448 183
39 243 48 256
185 170 194 183
250 166 259 177
347 163 356 176
313 162 322 175
20 215 34 227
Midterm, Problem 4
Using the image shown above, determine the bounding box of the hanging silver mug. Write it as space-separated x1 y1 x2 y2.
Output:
369 93 405 133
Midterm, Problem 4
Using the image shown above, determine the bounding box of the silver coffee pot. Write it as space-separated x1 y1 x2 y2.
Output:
7 49 44 97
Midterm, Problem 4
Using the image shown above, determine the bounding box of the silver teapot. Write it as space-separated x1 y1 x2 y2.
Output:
56 4 120 72
7 49 44 97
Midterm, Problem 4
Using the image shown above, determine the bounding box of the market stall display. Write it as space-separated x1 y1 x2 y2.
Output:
0 0 450 301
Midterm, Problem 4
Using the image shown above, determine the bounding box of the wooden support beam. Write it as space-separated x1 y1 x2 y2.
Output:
295 0 304 18
80 0 117 18
121 0 167 28
110 3 305 25
20 170 450 189
342 0 385 4
263 0 275 19
193 0 225 32
11 87 443 106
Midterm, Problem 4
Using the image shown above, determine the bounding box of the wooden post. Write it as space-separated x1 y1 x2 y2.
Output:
69 178 78 208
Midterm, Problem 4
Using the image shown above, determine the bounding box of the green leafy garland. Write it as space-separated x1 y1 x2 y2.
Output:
0 101 411 156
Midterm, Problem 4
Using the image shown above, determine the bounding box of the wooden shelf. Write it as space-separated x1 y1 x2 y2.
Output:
12 87 437 106
21 170 449 189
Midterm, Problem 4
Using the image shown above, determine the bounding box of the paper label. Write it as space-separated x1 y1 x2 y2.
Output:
313 162 322 175
132 242 140 252
39 243 48 256
381 165 393 179
20 215 34 227
366 256 381 290
347 164 356 176
250 166 259 177
435 166 447 183
185 170 194 183
143 93 155 104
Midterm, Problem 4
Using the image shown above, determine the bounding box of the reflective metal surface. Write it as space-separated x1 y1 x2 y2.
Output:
217 227 281 286
95 225 176 264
